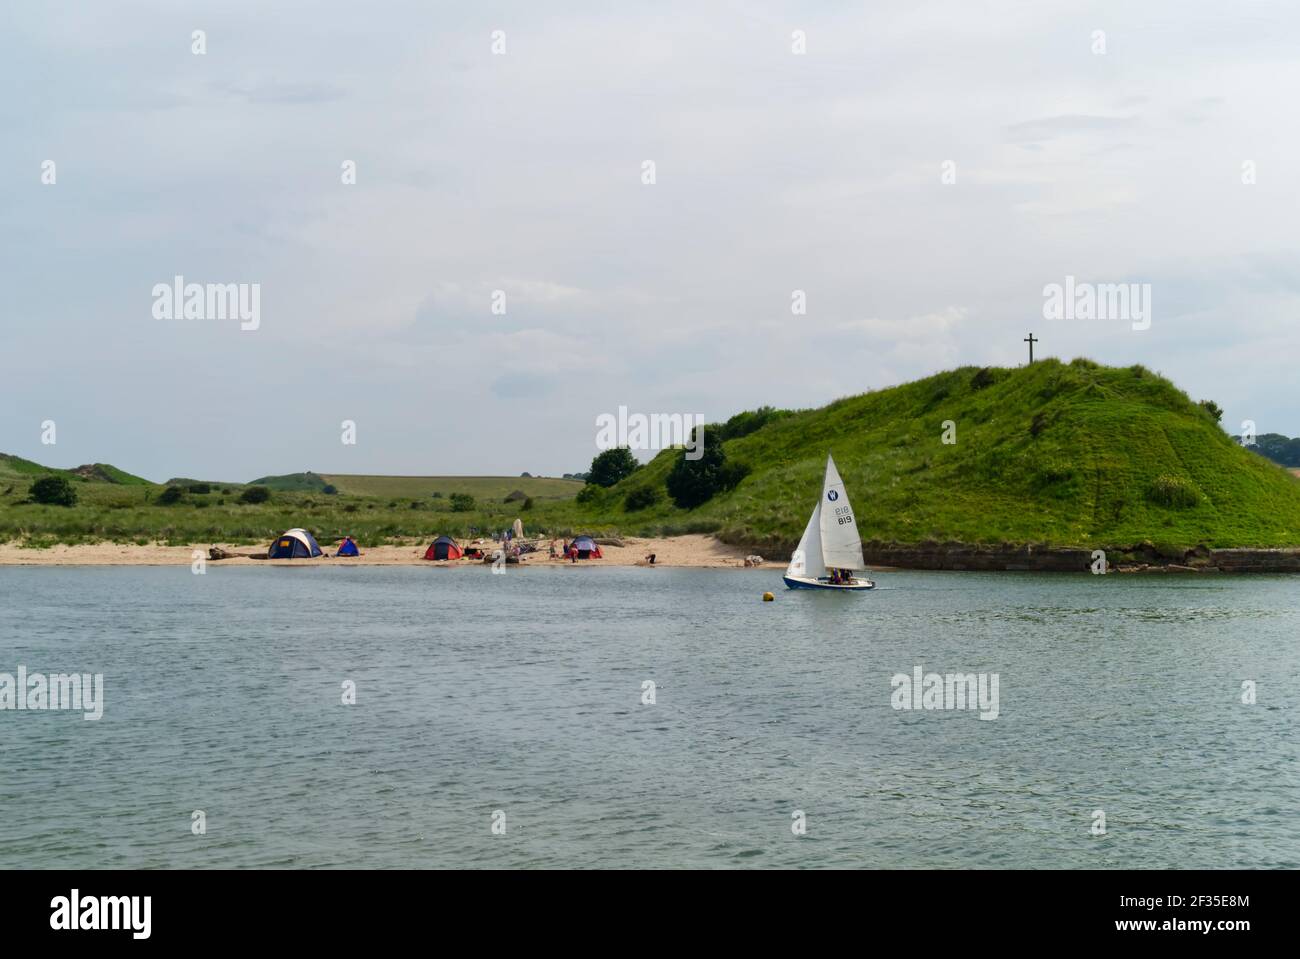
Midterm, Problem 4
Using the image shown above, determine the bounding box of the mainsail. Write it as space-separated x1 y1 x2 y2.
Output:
818 454 865 570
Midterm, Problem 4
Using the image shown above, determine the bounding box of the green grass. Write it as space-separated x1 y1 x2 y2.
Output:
4 359 1299 551
320 474 582 500
553 358 1300 552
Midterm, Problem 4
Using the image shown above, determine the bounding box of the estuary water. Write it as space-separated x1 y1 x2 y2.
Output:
0 565 1296 869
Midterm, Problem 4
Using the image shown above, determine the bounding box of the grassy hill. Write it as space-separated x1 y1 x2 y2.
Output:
248 471 331 492
566 358 1300 552
3 359 1297 551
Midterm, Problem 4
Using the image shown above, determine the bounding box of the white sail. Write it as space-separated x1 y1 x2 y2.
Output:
786 500 823 578
818 454 865 570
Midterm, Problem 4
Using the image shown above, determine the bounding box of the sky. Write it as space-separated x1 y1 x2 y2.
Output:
2 1 1297 482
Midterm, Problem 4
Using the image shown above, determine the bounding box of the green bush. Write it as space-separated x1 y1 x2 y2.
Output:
665 433 747 509
450 493 476 512
239 485 271 504
522 497 534 511
624 486 660 511
157 486 185 506
29 475 77 507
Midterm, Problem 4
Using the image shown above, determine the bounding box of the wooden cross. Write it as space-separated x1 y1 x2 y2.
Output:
1024 332 1038 364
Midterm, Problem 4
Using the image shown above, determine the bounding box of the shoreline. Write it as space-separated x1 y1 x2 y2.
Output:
1 536 1298 573
0 535 781 569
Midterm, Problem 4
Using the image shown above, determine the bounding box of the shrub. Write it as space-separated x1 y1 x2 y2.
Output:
450 493 476 512
665 433 747 509
157 485 185 506
624 486 660 511
186 483 211 494
1198 399 1223 423
322 484 338 495
522 497 534 511
970 367 997 391
1148 474 1201 509
239 485 271 504
29 475 77 507
588 447 640 488
504 489 527 502
575 484 603 505
716 406 791 442
1030 411 1049 437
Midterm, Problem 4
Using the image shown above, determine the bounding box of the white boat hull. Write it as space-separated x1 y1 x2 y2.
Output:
783 575 875 591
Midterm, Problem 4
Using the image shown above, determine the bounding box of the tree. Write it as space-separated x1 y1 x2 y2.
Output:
29 475 77 507
665 432 748 509
588 447 639 488
240 485 271 504
1199 399 1223 423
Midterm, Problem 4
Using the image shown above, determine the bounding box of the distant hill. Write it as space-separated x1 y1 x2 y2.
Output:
584 359 1300 551
247 471 330 492
1238 432 1300 468
320 474 582 500
0 453 152 486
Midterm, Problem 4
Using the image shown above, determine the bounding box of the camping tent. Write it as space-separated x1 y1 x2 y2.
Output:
336 536 359 557
571 535 602 559
268 528 324 558
423 535 463 560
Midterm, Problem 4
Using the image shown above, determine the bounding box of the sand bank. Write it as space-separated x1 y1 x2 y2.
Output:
0 536 782 569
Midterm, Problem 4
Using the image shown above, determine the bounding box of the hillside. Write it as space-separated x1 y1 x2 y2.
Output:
3 359 1298 554
0 454 151 487
573 359 1300 552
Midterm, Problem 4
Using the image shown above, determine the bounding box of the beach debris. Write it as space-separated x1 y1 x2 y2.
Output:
744 554 764 567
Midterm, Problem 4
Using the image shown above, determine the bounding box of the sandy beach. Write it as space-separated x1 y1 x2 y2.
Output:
0 535 782 569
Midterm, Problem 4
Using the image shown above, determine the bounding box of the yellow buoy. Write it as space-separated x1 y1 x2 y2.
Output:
762 591 775 602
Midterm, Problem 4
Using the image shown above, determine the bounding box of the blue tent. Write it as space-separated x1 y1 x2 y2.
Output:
268 528 323 558
570 535 602 559
336 536 359 557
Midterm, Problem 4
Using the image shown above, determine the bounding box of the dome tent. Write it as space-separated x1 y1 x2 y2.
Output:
268 528 324 558
336 536 359 557
423 535 463 561
570 535 602 559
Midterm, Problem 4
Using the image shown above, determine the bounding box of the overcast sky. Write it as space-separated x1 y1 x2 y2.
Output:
2 1 1297 482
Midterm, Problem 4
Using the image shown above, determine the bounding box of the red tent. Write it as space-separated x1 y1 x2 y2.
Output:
423 536 463 560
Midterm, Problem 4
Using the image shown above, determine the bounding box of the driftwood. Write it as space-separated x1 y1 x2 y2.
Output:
208 546 266 560
595 537 624 547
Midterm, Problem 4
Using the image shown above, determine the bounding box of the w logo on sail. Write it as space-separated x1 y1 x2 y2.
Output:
827 490 839 501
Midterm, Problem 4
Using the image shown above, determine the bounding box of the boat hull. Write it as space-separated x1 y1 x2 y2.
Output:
783 575 875 591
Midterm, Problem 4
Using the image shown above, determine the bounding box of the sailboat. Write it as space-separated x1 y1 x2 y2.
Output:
783 454 875 591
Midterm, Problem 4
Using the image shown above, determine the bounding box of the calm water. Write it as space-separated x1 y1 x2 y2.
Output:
0 565 1296 869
